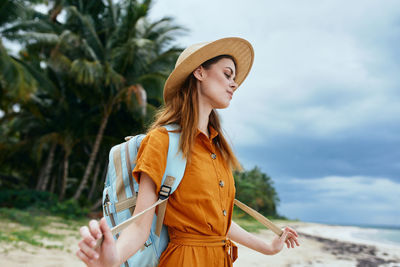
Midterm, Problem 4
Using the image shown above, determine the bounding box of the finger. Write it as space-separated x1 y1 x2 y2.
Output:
100 217 114 243
286 232 300 247
283 226 297 237
287 227 299 237
289 237 296 248
285 232 297 241
76 249 90 265
279 229 289 242
89 219 102 240
285 239 290 248
78 240 99 260
80 226 96 246
284 233 295 248
293 236 300 246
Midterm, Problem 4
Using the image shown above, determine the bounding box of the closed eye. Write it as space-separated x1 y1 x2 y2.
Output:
224 67 236 80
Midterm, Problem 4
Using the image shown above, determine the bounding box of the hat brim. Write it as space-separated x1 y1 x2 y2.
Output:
163 37 254 103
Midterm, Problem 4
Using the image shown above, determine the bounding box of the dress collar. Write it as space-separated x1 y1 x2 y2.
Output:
197 125 219 140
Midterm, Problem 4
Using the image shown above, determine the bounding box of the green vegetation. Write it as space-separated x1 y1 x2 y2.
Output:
234 167 283 218
233 210 266 233
0 166 286 247
0 207 85 250
0 189 89 219
0 0 283 223
231 167 287 232
0 0 185 207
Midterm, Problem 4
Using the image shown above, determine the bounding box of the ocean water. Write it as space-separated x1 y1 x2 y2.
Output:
351 225 400 246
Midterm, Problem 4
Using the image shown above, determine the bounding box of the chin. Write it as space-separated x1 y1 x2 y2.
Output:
214 101 231 110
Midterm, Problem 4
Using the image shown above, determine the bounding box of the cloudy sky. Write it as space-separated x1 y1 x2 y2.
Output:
149 0 400 226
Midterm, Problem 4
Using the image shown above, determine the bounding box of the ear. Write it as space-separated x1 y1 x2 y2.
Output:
193 66 206 81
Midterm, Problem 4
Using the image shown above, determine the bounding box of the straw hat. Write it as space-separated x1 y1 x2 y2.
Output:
163 37 254 103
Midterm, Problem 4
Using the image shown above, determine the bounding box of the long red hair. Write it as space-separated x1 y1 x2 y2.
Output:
149 56 241 170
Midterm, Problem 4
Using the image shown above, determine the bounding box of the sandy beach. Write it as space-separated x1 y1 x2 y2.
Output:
235 221 400 267
1 220 399 267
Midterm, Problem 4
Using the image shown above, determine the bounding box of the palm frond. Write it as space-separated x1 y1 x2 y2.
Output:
65 5 104 60
49 49 72 73
5 32 59 46
0 41 38 101
16 56 59 95
103 63 124 88
2 20 57 36
70 59 103 86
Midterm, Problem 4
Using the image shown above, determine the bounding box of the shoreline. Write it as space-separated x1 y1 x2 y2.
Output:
296 221 400 249
1 220 399 266
234 221 400 267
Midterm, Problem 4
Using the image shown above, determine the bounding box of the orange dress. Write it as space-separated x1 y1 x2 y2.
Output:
132 127 237 267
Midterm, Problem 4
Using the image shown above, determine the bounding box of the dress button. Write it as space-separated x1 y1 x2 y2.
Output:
211 153 217 159
219 180 224 187
223 209 227 216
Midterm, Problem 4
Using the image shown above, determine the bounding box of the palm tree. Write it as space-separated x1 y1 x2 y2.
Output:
0 0 49 113
2 0 185 200
1 0 59 189
53 0 186 200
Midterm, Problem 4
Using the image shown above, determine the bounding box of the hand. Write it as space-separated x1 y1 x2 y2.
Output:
270 226 300 254
76 217 119 267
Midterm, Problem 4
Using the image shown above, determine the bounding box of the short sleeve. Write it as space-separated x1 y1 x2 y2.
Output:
132 127 169 193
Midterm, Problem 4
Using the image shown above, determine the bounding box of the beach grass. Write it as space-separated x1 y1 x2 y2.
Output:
2 207 399 266
0 208 86 250
232 207 298 233
0 206 298 251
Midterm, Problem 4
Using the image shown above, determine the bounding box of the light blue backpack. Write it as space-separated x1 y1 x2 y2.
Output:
102 125 187 267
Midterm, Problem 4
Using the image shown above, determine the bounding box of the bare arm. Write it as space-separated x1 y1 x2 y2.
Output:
114 173 158 264
227 221 300 255
76 173 158 267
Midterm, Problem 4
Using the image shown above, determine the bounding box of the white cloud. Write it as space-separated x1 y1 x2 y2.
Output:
291 176 400 200
149 0 400 145
148 1 400 226
224 9 400 144
278 176 400 225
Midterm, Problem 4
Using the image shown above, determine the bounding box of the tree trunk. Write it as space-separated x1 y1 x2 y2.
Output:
59 152 69 201
49 169 56 194
88 161 101 200
73 112 109 200
36 142 57 191
90 198 103 211
90 161 109 210
36 166 45 190
49 3 62 22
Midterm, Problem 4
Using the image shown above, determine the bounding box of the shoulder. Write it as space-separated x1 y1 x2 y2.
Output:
133 127 170 188
140 126 169 148
145 126 169 142
147 126 169 138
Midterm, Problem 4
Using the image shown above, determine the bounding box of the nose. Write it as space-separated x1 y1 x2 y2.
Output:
230 81 238 91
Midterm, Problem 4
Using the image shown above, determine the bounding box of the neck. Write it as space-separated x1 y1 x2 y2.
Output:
197 97 212 138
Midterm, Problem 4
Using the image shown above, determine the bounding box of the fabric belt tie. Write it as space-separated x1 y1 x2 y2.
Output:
223 238 238 264
168 229 238 263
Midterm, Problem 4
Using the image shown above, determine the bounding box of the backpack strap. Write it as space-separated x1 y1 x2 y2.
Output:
155 124 187 236
96 124 187 248
112 136 143 215
233 199 283 236
124 141 135 201
155 176 175 236
160 124 186 193
112 145 136 215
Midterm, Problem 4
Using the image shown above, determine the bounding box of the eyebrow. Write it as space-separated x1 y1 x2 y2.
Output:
225 67 236 80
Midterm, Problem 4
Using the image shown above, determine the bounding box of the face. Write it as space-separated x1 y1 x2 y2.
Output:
194 57 238 110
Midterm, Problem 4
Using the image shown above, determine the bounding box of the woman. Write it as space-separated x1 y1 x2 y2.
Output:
77 37 300 267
